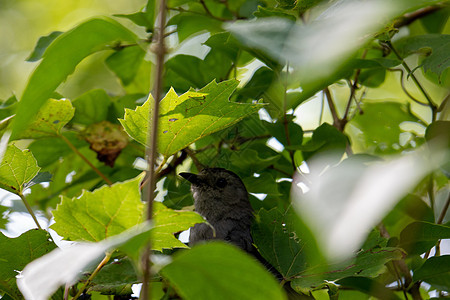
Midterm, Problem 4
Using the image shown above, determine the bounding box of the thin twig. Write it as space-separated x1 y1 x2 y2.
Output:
185 147 205 170
437 192 450 224
343 49 367 121
386 41 437 121
19 192 42 229
389 69 429 106
199 0 227 21
140 0 167 297
72 252 112 300
60 134 112 186
323 87 343 130
394 4 447 28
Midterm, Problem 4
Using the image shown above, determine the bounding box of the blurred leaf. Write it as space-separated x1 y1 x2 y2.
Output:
0 205 9 230
160 242 287 300
292 147 445 261
72 89 112 125
17 223 152 300
266 117 303 147
26 31 63 62
51 175 144 242
17 99 74 139
349 102 418 154
115 0 155 32
162 176 194 210
396 34 450 81
420 7 449 34
358 68 386 88
301 123 347 162
399 222 450 255
0 96 18 121
168 13 223 42
105 45 146 86
121 80 263 158
0 145 40 195
413 255 450 291
10 17 139 140
253 6 296 21
227 0 403 102
0 229 56 300
291 247 404 293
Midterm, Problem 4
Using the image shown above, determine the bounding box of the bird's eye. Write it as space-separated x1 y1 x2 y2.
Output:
216 178 227 188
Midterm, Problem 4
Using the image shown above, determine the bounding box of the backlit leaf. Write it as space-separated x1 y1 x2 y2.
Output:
120 80 263 158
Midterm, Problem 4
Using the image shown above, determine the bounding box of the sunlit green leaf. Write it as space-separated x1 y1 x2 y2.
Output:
120 80 263 158
152 202 204 251
0 145 40 195
10 17 138 139
51 176 144 242
17 99 74 139
0 229 56 300
160 242 287 300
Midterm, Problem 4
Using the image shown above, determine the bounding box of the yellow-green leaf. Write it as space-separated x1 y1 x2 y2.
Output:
120 79 263 158
0 145 40 195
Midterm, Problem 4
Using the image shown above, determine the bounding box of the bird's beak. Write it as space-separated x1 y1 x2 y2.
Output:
179 172 201 185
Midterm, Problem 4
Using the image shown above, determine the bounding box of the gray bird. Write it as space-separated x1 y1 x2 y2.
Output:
179 168 254 252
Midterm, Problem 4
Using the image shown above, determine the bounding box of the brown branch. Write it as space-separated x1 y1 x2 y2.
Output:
323 87 345 131
394 4 448 28
437 192 450 224
185 147 205 170
140 0 167 297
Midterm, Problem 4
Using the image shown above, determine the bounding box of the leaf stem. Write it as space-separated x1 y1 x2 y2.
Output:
60 134 113 186
386 41 437 121
18 192 42 229
140 0 167 297
437 192 450 224
72 252 112 300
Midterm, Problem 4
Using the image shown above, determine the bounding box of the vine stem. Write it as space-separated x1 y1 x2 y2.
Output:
386 41 437 121
140 0 167 297
59 134 113 186
18 192 42 229
72 252 112 300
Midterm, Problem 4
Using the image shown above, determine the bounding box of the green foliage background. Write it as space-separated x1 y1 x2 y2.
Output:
0 0 449 299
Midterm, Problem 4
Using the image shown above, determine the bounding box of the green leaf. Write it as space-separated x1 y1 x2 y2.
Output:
26 31 64 62
120 80 263 158
0 205 9 230
152 202 204 251
420 8 450 34
105 45 146 86
399 222 450 255
17 223 152 300
413 255 450 291
87 258 138 295
72 89 112 125
23 172 52 190
349 102 418 154
253 6 297 21
160 242 287 300
336 277 401 300
0 229 56 300
162 176 194 210
167 13 223 42
396 34 450 80
164 51 233 91
10 17 138 140
301 123 347 162
51 175 144 242
291 247 404 293
252 208 309 278
17 99 75 139
0 144 40 195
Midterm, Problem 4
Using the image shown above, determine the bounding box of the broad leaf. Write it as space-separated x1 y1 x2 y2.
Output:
152 202 204 251
71 89 112 125
26 31 63 62
10 17 138 139
160 242 287 300
252 208 308 278
105 45 146 86
399 222 450 255
413 255 450 291
0 144 40 194
0 229 56 300
120 80 263 158
17 223 152 300
291 247 404 293
51 176 144 242
17 99 75 139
